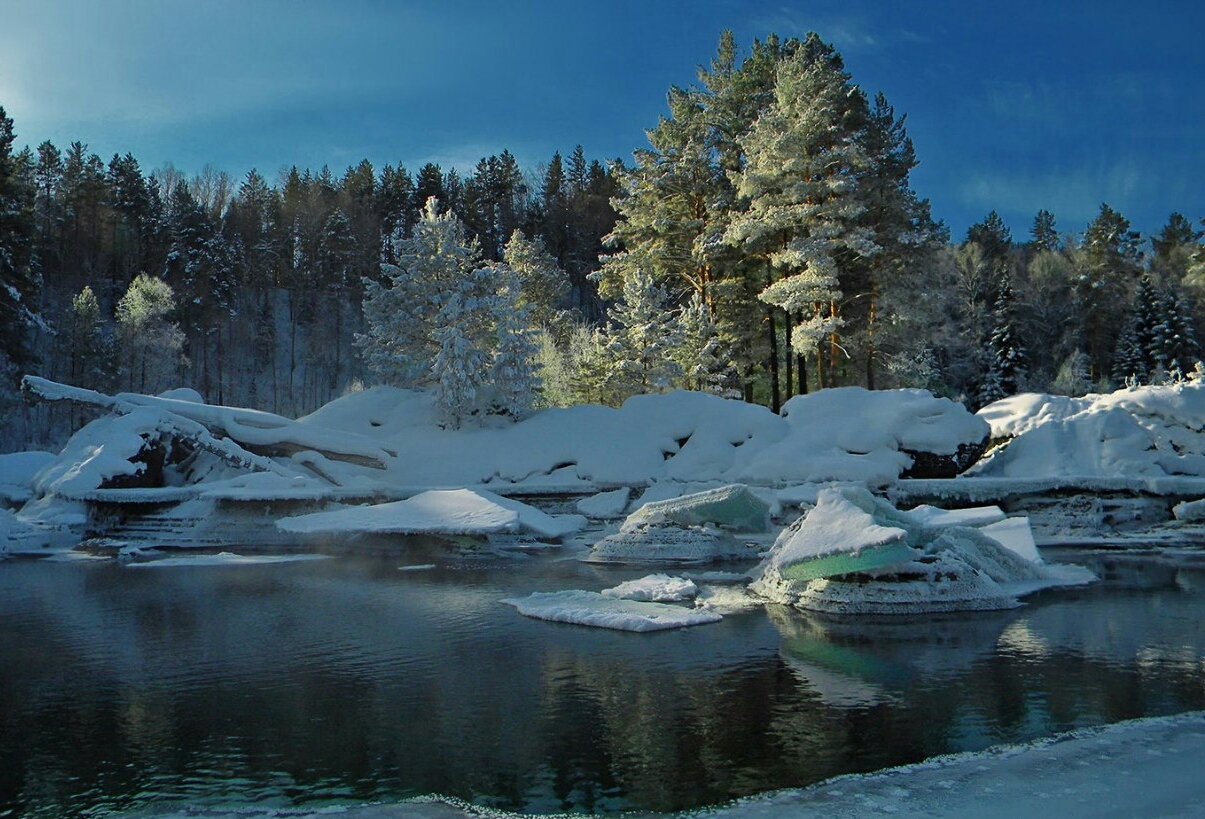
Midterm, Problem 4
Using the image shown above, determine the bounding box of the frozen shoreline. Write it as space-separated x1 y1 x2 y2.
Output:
132 711 1205 818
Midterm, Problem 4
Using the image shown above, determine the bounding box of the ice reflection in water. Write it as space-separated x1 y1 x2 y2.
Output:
0 545 1203 817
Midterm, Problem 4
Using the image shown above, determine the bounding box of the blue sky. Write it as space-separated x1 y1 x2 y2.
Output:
2 0 1202 241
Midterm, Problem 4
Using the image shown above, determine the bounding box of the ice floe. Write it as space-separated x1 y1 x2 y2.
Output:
501 590 722 632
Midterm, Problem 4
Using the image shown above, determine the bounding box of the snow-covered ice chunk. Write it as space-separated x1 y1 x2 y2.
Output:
478 489 586 538
978 516 1041 563
766 486 919 582
751 487 1094 614
622 483 770 532
199 472 331 501
1172 498 1205 522
587 522 756 565
602 573 698 602
576 487 631 518
902 503 1006 530
501 590 721 632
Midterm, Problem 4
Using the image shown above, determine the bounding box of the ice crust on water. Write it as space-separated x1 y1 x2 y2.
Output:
501 590 722 632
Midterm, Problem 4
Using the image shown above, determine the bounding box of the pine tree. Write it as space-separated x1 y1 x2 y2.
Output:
978 278 1027 406
0 106 40 376
489 268 540 418
726 35 877 391
502 229 570 333
1031 209 1059 253
61 285 111 392
1076 203 1142 380
601 268 683 399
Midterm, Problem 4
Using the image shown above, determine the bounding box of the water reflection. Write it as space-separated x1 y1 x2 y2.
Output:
0 546 1203 817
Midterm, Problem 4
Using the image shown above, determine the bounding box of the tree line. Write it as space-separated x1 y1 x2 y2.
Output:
2 30 1204 445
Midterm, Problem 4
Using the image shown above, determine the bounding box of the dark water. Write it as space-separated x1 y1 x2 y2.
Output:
1 544 1204 817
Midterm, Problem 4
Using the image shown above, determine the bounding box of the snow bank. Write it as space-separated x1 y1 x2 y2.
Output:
295 386 988 490
501 589 721 632
0 450 54 504
277 488 584 538
974 381 1205 479
750 487 1094 614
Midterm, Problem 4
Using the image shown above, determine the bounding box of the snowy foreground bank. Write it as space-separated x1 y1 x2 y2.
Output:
127 712 1205 819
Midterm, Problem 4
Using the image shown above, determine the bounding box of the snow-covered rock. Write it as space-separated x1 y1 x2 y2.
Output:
501 589 721 632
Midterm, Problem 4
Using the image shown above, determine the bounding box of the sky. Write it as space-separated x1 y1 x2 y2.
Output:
2 0 1202 242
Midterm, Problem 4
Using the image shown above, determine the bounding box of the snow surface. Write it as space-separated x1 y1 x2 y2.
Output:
501 590 722 632
601 573 699 602
293 386 988 490
974 380 1205 479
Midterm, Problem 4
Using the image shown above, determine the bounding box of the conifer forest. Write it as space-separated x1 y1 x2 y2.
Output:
2 31 1204 448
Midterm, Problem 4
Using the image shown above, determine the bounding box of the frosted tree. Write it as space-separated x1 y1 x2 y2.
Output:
725 36 878 391
357 198 487 386
489 267 541 418
978 279 1027 407
430 294 491 429
116 274 185 394
502 230 571 334
602 268 683 398
675 292 736 395
60 286 112 391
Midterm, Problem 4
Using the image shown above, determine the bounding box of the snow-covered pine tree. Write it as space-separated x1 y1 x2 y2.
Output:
602 268 684 399
978 278 1027 407
724 35 877 388
489 267 541 418
430 297 490 429
675 292 737 395
502 229 571 334
357 198 485 387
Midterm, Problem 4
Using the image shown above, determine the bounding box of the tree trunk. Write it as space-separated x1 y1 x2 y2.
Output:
766 309 780 413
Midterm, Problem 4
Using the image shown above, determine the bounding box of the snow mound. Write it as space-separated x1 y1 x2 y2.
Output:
587 522 757 565
292 385 987 490
501 590 721 632
622 483 770 532
0 450 55 505
974 381 1205 478
750 486 1094 614
277 488 583 538
601 573 699 602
